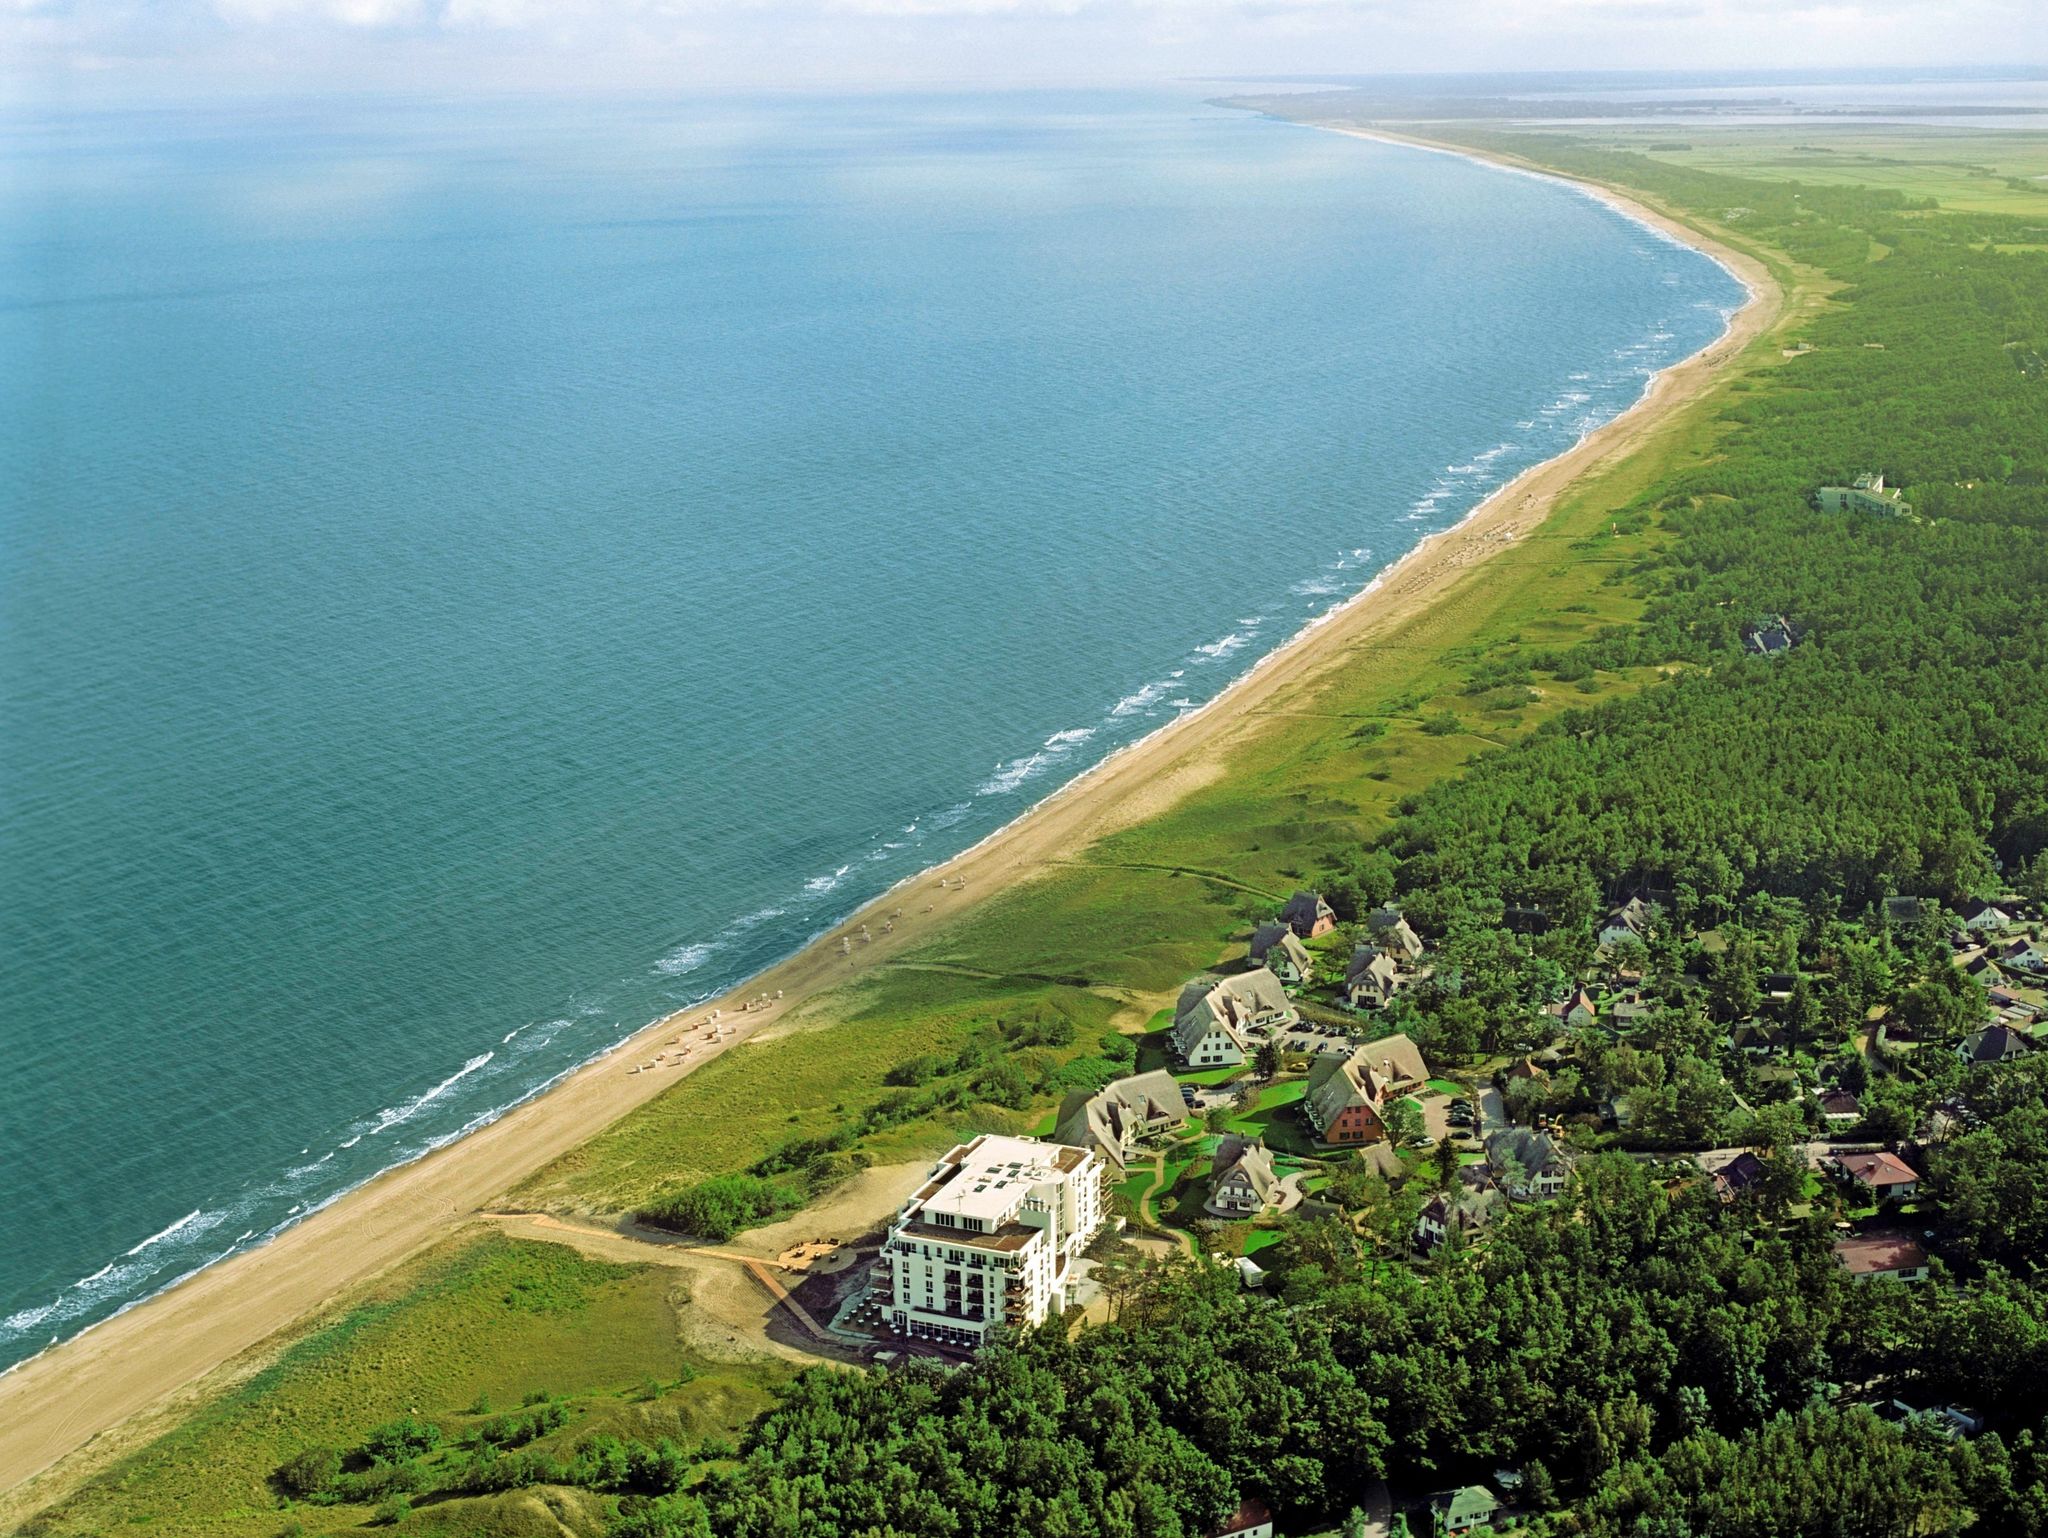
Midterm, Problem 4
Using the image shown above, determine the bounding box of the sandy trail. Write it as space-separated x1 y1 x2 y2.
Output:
0 133 1784 1512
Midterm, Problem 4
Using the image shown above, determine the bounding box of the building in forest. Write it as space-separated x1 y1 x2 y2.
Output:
881 1134 1107 1351
1817 472 1911 516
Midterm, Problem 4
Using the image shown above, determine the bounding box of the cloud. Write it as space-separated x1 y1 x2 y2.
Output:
0 0 2038 96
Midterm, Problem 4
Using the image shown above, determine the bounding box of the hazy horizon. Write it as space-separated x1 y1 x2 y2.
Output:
2 0 2042 107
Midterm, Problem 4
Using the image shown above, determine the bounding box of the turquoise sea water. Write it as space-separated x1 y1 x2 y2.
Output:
0 90 1743 1366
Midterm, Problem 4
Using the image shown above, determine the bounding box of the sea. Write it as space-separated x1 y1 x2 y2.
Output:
0 88 1744 1369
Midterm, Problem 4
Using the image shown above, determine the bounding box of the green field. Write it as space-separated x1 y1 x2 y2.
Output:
1566 125 2048 219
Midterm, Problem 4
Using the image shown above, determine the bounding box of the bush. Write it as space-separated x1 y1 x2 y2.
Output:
973 1059 1034 1110
1420 709 1462 736
641 1173 801 1241
884 1053 949 1087
275 1446 341 1499
373 1493 412 1527
361 1416 442 1464
1005 1015 1076 1048
1100 1031 1138 1064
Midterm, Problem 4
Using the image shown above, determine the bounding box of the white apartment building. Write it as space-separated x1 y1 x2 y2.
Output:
882 1133 1107 1351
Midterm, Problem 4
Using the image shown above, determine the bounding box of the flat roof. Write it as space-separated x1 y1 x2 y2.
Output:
916 1134 1068 1225
895 1219 1039 1254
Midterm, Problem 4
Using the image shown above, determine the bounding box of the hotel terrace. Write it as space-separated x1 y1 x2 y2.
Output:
881 1134 1108 1351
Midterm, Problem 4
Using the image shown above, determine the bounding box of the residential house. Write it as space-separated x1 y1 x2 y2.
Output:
1343 945 1404 1010
1998 936 2047 973
1710 1149 1767 1203
1835 1233 1930 1283
1432 1485 1503 1537
1505 1055 1549 1085
1744 615 1796 655
1817 471 1911 517
1415 1189 1495 1252
1051 1070 1187 1173
1728 1022 1788 1054
1486 1127 1573 1200
882 1134 1107 1351
1816 1088 1863 1127
1837 1150 1920 1202
1302 1035 1431 1147
1557 986 1597 1027
1207 1135 1282 1218
1368 905 1427 962
1599 897 1657 951
1962 952 2003 988
1959 1025 2034 1065
1204 1498 1275 1538
1172 969 1297 1068
1875 1400 1984 1440
1249 923 1314 987
1281 890 1337 939
1960 899 2015 933
1610 994 1654 1031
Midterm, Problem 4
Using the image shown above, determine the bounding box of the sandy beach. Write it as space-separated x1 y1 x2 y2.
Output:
0 131 1782 1512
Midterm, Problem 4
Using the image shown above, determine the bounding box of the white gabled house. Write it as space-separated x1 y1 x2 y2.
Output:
1171 968 1297 1067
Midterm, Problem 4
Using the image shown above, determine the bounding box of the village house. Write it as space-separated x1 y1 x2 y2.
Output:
1248 922 1314 988
1051 1070 1187 1173
1816 1088 1863 1127
1556 986 1598 1027
1835 1233 1930 1283
1743 615 1796 655
1817 471 1911 517
882 1134 1107 1352
1281 890 1337 939
1710 1149 1767 1203
1302 1035 1431 1147
1959 899 2015 933
1610 994 1655 1031
1415 1188 1495 1252
1959 1024 2034 1065
1172 969 1298 1068
1203 1497 1275 1538
1206 1135 1282 1218
1962 951 2003 988
1343 945 1404 1010
1599 896 1658 951
1432 1485 1503 1537
1367 904 1427 962
1728 1021 1788 1055
1836 1150 1920 1203
1998 935 2047 973
1486 1127 1573 1200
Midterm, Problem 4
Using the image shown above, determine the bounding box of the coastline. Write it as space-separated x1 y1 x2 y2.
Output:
0 130 1783 1508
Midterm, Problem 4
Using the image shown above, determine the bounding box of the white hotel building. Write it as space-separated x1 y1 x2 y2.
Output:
882 1133 1108 1351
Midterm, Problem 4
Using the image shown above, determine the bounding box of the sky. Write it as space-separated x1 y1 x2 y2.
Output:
0 0 2043 102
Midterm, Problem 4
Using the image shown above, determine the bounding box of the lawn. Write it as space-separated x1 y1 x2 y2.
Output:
1213 1079 1319 1155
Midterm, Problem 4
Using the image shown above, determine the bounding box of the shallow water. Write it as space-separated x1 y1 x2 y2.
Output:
0 89 1743 1365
